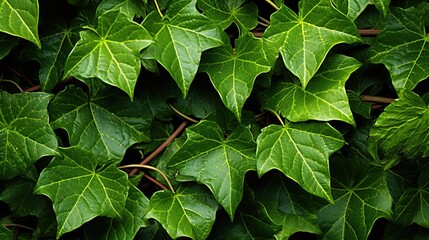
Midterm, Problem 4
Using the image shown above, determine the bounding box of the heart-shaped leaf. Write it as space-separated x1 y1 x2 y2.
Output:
256 122 345 202
264 0 361 88
34 147 129 238
64 9 152 98
0 91 58 180
260 54 361 125
168 120 256 219
142 0 224 96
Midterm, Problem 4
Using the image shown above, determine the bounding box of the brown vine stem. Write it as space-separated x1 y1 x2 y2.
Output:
361 95 395 104
168 102 199 123
5 66 34 86
143 174 168 191
120 164 175 193
128 120 189 176
24 85 41 92
358 29 382 36
2 223 35 231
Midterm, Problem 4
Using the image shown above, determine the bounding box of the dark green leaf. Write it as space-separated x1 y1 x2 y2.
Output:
64 10 152 98
142 0 224 96
370 91 429 159
264 0 361 88
49 85 150 160
0 91 58 180
0 33 18 60
34 147 129 238
369 5 429 92
260 54 360 125
145 184 219 240
197 0 258 36
257 122 344 202
200 33 272 119
318 155 393 239
97 0 147 18
169 120 256 219
0 0 40 47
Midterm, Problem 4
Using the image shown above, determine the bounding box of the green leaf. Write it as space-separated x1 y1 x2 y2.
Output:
0 33 18 60
168 120 256 219
369 5 429 92
142 0 224 96
392 166 429 228
256 122 345 202
200 33 272 120
34 147 129 238
64 10 152 98
0 0 40 47
197 0 258 36
332 0 390 19
49 85 150 160
264 0 361 88
318 155 393 239
0 91 58 180
97 0 147 19
85 184 149 240
260 54 361 125
370 91 429 159
145 184 219 240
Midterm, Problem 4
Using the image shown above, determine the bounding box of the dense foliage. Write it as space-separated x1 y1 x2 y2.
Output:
0 0 428 239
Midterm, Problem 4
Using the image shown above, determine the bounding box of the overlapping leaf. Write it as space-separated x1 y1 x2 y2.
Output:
200 33 272 120
49 85 150 159
168 120 256 219
197 0 258 36
264 0 361 88
0 91 58 180
142 0 224 96
256 122 344 202
0 33 18 59
333 0 390 20
85 184 149 240
260 55 360 125
318 155 392 239
0 0 40 47
369 5 429 92
145 184 219 240
34 147 129 238
64 10 152 98
370 91 429 159
97 0 147 19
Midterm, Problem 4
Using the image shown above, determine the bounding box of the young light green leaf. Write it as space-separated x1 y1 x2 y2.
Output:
370 91 429 159
256 122 345 202
369 5 429 92
142 0 224 97
145 184 219 240
49 85 150 160
34 147 129 238
0 0 40 47
168 120 256 220
64 10 153 98
0 91 58 180
197 0 258 36
260 54 361 125
85 184 150 240
97 0 147 19
318 155 393 239
264 0 361 88
200 33 272 120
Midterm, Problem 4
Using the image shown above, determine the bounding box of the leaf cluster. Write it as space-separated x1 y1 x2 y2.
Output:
1 0 429 239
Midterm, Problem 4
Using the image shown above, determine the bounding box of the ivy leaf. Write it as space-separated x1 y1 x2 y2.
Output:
49 85 150 160
34 147 129 238
97 0 147 19
0 91 58 180
197 0 258 36
0 0 40 47
318 155 393 239
392 166 429 228
0 33 18 60
142 0 224 96
85 184 149 240
256 122 344 202
168 120 256 219
264 0 361 88
260 55 360 125
145 184 219 240
369 5 429 92
370 91 429 159
332 0 390 20
200 33 272 120
64 10 153 98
